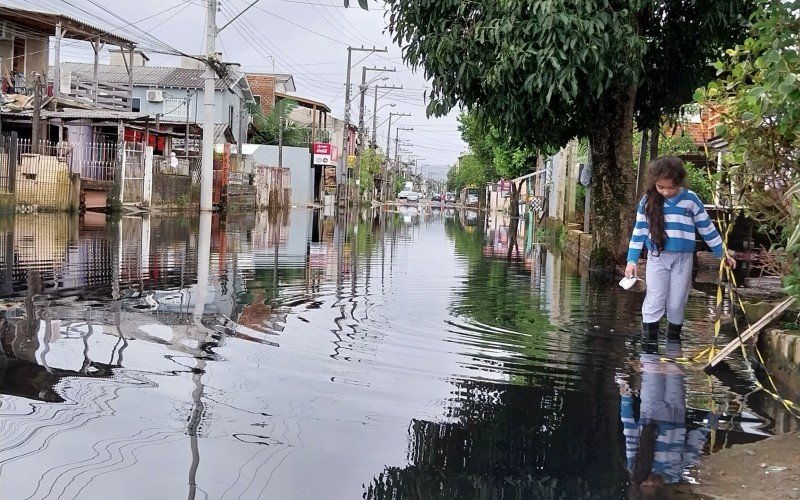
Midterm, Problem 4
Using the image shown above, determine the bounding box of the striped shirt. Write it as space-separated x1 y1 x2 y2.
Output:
627 188 724 263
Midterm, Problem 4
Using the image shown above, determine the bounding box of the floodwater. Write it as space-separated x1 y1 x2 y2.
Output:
0 208 795 499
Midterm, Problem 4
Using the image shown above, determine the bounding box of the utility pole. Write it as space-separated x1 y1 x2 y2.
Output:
372 84 402 147
340 46 387 203
200 0 217 212
395 126 413 183
278 114 284 167
384 112 409 202
355 66 394 202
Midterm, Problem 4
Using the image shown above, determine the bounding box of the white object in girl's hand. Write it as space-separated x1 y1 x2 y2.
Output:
619 276 644 290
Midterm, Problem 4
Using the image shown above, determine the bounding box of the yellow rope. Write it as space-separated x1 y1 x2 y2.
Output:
675 147 800 419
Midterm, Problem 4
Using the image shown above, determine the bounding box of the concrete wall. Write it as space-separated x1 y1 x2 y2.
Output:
151 171 193 209
249 145 313 207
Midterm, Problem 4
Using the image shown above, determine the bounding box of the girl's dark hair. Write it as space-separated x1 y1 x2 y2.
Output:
643 156 686 252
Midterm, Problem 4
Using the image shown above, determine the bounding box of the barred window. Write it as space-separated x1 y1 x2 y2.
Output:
163 97 188 118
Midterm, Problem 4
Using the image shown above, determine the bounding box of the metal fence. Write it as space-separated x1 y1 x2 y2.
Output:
0 135 15 192
71 142 118 182
123 142 145 204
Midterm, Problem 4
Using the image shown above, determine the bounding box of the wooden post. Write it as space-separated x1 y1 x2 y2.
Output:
93 38 101 106
649 123 659 162
705 297 797 370
636 128 649 200
53 23 62 98
31 74 42 153
128 46 135 111
8 131 18 193
113 120 125 208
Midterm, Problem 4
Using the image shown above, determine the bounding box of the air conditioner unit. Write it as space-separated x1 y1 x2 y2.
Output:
0 21 11 41
146 89 164 102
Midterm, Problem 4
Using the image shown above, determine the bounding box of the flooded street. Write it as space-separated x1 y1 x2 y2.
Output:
0 209 795 499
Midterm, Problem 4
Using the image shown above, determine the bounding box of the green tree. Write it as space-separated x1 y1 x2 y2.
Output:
359 148 385 199
249 98 312 147
446 154 487 193
387 0 753 266
694 0 800 298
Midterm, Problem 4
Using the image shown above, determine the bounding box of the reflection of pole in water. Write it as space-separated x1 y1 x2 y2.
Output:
188 211 212 499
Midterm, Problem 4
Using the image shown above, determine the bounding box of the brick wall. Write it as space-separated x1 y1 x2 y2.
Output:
665 106 724 147
246 74 277 117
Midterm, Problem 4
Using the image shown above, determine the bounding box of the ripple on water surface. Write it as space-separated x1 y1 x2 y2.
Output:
0 212 794 499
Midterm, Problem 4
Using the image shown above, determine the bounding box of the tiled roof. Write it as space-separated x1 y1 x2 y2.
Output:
53 63 228 90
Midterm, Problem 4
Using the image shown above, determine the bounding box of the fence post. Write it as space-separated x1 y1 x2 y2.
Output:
143 145 153 207
112 121 125 210
8 132 18 194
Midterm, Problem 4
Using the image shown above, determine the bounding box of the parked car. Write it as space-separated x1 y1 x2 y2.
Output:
444 192 457 203
398 190 420 202
466 193 479 206
431 193 442 202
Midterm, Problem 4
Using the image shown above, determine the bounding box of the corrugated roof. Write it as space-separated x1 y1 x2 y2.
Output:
275 92 331 113
53 62 228 90
1 109 150 120
0 6 136 46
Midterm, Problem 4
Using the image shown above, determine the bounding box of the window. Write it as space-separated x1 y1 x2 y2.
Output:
253 95 262 106
228 104 234 130
132 97 141 112
163 97 188 118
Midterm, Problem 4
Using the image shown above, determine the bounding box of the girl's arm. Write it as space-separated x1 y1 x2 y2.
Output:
690 194 724 258
627 198 649 264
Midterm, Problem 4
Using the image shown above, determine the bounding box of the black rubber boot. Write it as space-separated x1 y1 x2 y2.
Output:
642 321 660 353
667 322 682 342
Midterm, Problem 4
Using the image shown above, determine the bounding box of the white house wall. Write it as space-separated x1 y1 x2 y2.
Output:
132 87 247 140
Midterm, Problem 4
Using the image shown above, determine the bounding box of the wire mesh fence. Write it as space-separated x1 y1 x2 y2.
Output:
14 138 74 210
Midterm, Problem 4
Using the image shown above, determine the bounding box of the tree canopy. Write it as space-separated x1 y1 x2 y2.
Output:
694 0 800 297
387 0 754 264
387 0 753 149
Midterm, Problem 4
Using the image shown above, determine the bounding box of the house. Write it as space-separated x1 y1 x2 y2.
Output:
52 54 254 156
245 73 296 118
0 5 138 100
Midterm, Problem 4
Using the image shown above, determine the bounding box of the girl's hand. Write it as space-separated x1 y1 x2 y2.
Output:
625 262 638 278
724 251 737 269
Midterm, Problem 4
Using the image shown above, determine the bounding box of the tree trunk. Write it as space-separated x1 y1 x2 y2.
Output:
587 80 638 270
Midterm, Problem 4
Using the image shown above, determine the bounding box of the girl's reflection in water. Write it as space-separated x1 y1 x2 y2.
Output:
618 340 717 499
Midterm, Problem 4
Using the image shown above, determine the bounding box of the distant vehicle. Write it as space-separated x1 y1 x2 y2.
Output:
461 186 481 207
431 193 442 202
444 192 457 203
398 190 419 202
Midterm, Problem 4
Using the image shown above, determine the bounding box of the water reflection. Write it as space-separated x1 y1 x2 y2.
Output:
0 209 795 499
620 340 711 498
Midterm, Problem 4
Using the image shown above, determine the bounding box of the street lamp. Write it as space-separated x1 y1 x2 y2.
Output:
371 103 395 148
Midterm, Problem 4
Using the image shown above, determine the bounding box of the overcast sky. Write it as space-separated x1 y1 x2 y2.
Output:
5 0 466 178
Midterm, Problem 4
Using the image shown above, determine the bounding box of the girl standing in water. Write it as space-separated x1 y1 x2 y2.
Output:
625 156 736 342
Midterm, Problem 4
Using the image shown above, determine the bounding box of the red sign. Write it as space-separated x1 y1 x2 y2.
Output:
313 143 332 155
313 143 334 166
